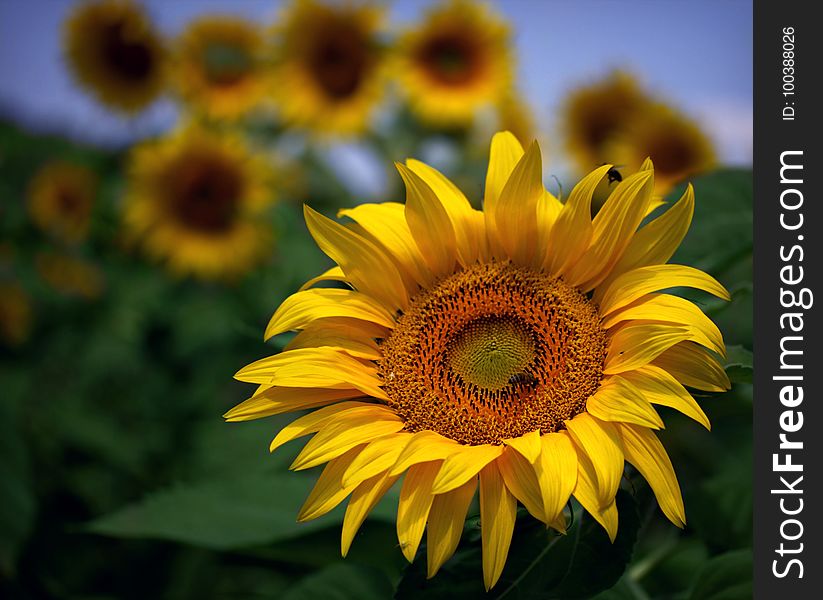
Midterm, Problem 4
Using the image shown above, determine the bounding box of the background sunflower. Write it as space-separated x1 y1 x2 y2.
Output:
0 1 752 598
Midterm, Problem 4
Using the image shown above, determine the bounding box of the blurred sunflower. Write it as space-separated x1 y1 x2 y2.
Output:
228 132 730 589
124 125 273 280
395 0 513 127
28 161 97 244
610 104 716 196
63 0 166 113
269 0 386 136
562 71 649 171
36 253 105 300
0 282 33 347
174 16 268 120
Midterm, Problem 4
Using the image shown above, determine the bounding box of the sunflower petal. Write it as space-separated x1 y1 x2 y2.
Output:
484 131 524 209
572 450 619 541
265 288 394 340
390 430 460 476
535 431 578 523
223 387 362 422
604 323 692 374
652 342 731 392
342 471 399 556
503 429 542 463
304 205 409 311
397 460 441 562
564 414 624 507
622 365 711 429
494 141 543 264
268 401 375 453
290 407 405 470
586 375 664 429
297 445 364 522
497 447 547 522
343 433 412 487
285 320 383 359
431 444 503 495
397 163 458 277
596 264 730 316
426 478 477 578
298 266 348 291
619 423 686 527
479 461 517 591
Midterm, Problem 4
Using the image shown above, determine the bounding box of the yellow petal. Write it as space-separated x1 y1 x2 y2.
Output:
566 169 655 290
389 430 461 476
586 376 664 429
604 323 692 374
431 444 503 495
497 447 546 522
543 165 611 274
397 460 441 562
236 347 387 400
503 429 542 463
572 450 619 541
619 423 686 527
297 445 364 522
652 342 731 392
406 159 481 266
484 131 524 210
304 204 409 312
479 461 517 591
622 365 711 429
596 264 730 317
536 190 563 267
298 266 349 291
339 202 431 287
265 288 394 340
343 433 412 487
535 431 578 523
493 141 543 264
426 478 477 578
603 184 694 287
342 471 399 556
290 407 405 470
602 293 725 357
564 414 624 507
397 163 458 277
268 401 375 453
285 320 382 360
223 387 363 422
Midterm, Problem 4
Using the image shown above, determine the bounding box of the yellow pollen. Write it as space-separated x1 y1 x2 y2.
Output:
379 262 607 445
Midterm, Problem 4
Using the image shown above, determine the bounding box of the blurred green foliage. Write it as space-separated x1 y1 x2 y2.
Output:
0 119 752 599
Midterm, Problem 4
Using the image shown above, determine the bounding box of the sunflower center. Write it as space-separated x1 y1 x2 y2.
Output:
309 24 369 99
380 262 607 445
647 137 695 175
419 34 479 86
170 155 242 234
203 43 252 86
102 20 153 82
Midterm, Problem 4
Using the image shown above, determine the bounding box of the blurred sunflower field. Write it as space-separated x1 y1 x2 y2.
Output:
0 1 752 598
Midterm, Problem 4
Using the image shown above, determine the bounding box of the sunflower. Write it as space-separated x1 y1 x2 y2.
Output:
36 253 105 299
124 125 273 280
268 0 386 136
173 16 268 120
562 71 649 172
28 161 97 244
394 0 513 127
228 132 730 590
63 0 166 113
609 104 717 196
0 282 32 347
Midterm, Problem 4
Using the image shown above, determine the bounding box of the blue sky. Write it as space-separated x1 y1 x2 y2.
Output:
0 0 752 168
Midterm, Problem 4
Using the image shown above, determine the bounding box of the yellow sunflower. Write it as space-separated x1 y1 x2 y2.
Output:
228 132 730 590
395 0 513 127
173 16 268 120
36 253 105 300
562 71 649 172
0 282 33 347
268 0 386 136
28 161 97 244
609 104 717 196
124 125 273 280
63 0 166 113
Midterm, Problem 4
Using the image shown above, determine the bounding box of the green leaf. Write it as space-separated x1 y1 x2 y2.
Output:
395 490 641 599
724 345 753 384
688 549 752 600
281 562 394 600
